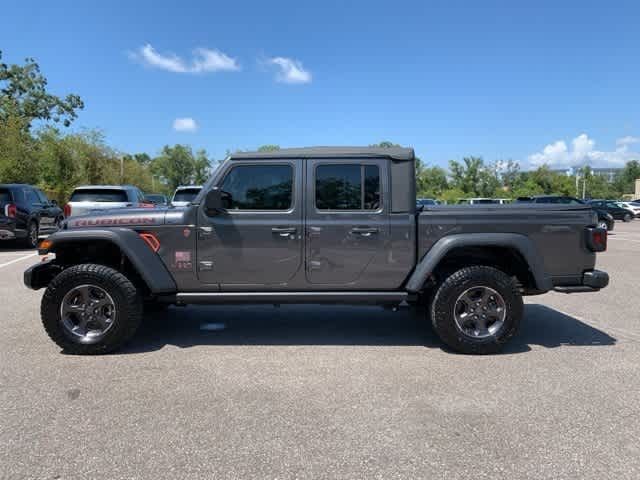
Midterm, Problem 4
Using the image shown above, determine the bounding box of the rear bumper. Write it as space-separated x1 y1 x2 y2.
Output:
553 269 609 293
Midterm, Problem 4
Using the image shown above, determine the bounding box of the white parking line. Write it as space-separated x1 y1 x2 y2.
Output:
0 253 37 269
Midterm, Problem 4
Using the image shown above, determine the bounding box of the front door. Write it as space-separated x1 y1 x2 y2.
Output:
305 159 389 286
196 160 303 287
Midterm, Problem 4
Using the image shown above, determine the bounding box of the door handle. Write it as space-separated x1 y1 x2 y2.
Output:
272 227 296 237
350 227 379 236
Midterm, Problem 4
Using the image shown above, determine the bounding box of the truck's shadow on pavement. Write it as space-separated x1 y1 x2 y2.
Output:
122 304 616 355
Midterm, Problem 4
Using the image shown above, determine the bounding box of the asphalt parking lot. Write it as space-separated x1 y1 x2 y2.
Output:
1 222 639 479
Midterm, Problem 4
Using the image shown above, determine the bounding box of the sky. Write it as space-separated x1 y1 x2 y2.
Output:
2 0 640 169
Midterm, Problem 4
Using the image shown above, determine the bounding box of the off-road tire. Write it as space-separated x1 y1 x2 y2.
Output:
41 264 143 354
429 265 523 354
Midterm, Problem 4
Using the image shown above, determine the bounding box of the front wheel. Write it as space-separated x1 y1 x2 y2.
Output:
623 213 632 222
41 264 143 354
22 221 39 249
429 266 523 354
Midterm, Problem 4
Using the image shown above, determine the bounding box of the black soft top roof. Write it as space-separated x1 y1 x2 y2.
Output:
229 146 415 161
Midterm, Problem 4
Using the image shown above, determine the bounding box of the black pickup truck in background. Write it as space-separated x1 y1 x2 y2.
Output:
0 184 63 248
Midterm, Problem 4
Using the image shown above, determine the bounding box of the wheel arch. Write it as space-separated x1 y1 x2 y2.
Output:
41 228 176 295
405 233 552 293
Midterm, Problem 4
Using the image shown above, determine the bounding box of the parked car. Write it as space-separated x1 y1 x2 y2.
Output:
457 198 500 205
171 186 202 206
516 195 615 230
145 194 169 206
416 198 439 208
64 185 153 218
616 201 640 218
26 146 608 355
588 200 635 222
0 184 64 248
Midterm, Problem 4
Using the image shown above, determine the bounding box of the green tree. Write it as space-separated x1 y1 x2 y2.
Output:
612 160 640 195
257 144 281 152
0 51 84 129
0 112 38 183
193 149 211 184
152 145 196 191
449 156 500 197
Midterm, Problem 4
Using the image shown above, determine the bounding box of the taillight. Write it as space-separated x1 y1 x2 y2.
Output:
586 227 607 252
139 232 161 252
4 203 17 218
63 203 71 217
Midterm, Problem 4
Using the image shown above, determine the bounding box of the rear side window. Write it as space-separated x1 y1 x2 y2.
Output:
315 164 380 210
173 188 202 203
220 165 293 210
25 188 40 205
70 189 128 202
0 188 12 203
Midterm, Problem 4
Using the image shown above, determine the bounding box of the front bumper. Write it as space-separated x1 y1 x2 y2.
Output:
24 260 63 290
553 269 609 293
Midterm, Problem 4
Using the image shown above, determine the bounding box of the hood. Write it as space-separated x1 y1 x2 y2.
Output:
65 207 171 229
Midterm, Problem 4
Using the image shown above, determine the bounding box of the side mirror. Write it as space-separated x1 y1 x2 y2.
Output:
50 199 58 207
205 188 227 215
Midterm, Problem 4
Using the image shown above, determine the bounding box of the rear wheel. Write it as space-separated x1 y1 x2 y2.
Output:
597 220 609 230
41 264 143 354
429 266 523 354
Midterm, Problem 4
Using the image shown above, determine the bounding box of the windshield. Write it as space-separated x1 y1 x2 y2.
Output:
70 189 129 202
173 188 201 203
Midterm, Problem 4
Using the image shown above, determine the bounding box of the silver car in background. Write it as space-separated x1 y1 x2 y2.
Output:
64 185 152 218
171 186 202 207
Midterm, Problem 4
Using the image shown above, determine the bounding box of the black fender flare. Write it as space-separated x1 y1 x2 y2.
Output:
405 233 552 293
39 228 176 294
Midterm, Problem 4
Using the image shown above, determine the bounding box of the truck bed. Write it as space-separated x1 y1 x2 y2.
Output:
417 204 597 280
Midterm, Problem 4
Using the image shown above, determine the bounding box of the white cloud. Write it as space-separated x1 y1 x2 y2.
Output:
130 44 239 73
267 56 312 84
616 136 640 148
173 117 198 132
528 133 640 168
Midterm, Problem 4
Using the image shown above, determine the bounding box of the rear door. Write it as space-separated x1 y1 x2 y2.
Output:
196 160 303 287
305 159 389 286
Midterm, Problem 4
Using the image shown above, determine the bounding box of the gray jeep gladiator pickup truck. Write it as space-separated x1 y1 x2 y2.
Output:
24 147 609 354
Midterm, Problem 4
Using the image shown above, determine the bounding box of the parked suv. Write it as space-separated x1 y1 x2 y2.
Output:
0 184 63 248
171 186 202 207
64 185 153 218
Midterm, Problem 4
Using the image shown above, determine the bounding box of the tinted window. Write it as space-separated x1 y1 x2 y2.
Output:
316 164 380 210
0 188 12 203
221 165 292 210
474 199 498 204
35 189 49 203
70 189 129 202
25 188 40 205
173 188 202 203
146 194 167 204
